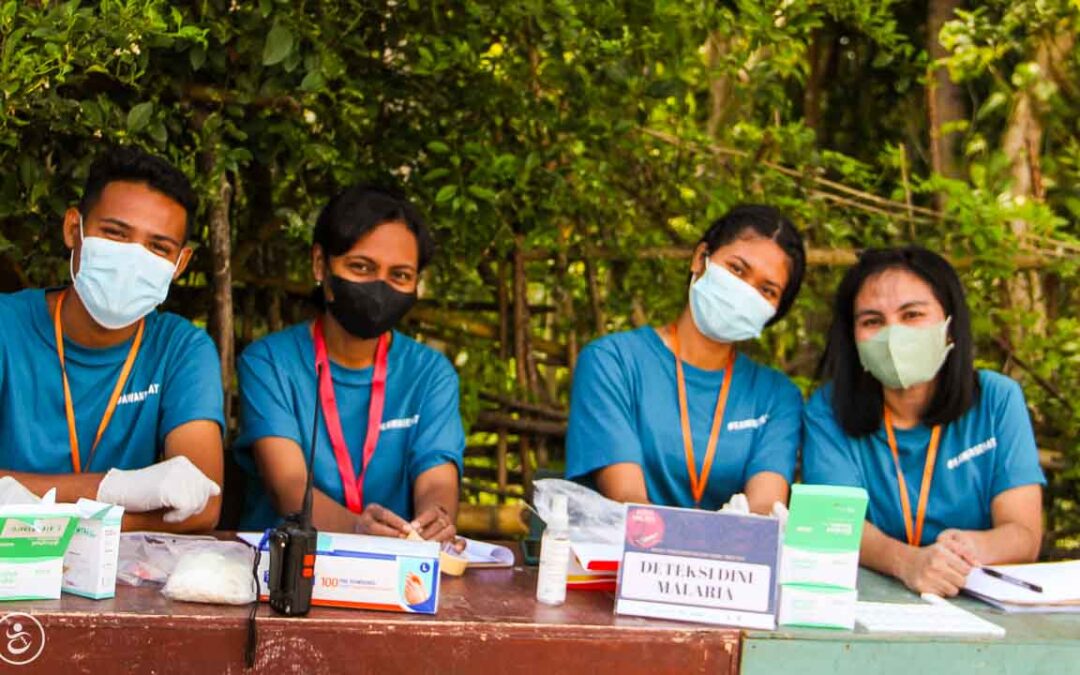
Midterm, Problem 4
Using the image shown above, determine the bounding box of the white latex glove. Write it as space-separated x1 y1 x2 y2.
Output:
771 501 789 531
0 476 41 506
719 493 751 514
97 456 220 523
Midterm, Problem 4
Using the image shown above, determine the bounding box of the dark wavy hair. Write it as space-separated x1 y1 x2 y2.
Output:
80 146 198 241
311 183 434 307
817 245 980 436
693 204 806 325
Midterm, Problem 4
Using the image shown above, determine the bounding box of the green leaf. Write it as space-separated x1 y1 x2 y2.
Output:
262 23 294 66
435 184 457 203
427 140 450 154
299 70 325 92
189 45 206 71
467 185 497 202
126 102 154 133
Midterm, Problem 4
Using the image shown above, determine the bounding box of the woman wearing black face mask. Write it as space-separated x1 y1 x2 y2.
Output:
234 185 465 543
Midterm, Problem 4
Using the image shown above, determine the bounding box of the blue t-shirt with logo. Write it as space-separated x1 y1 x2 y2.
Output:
802 371 1046 546
565 327 803 510
234 323 466 530
0 288 225 474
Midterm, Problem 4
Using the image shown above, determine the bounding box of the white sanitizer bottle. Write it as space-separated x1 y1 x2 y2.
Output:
536 494 571 606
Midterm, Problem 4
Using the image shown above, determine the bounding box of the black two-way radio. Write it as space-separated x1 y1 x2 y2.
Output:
245 363 324 667
267 362 323 616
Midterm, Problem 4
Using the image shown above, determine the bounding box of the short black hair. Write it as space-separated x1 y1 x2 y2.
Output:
313 183 434 269
79 146 198 241
817 245 980 436
695 204 806 325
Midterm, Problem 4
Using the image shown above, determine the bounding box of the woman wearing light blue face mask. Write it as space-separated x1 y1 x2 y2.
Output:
804 246 1045 597
566 205 806 514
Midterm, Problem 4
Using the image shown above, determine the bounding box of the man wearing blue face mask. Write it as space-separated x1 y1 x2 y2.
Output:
0 146 224 532
566 205 806 514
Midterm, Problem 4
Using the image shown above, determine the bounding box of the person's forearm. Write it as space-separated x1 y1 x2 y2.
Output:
744 472 789 515
414 479 458 521
964 523 1041 565
122 495 221 534
860 522 914 579
0 470 104 503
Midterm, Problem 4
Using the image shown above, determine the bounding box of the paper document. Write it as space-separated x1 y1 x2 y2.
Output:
855 597 1005 637
570 542 622 571
964 560 1080 612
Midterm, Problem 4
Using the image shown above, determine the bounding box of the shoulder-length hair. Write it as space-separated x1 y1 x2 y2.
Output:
817 246 980 436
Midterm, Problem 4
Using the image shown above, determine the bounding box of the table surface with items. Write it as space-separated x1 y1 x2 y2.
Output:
0 538 1077 674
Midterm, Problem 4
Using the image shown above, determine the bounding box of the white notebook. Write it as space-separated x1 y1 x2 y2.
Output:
855 595 1006 638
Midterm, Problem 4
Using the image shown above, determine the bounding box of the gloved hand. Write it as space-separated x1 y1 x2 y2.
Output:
720 493 751 514
0 476 41 506
97 456 220 523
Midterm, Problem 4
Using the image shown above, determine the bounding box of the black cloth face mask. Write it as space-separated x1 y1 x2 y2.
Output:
326 276 417 339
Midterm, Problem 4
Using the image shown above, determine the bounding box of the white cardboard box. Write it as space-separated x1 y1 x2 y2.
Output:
780 544 859 589
243 531 442 614
779 584 858 630
62 500 124 599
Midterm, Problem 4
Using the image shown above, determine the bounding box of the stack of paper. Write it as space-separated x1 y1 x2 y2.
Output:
568 542 620 591
964 561 1080 613
856 595 1005 637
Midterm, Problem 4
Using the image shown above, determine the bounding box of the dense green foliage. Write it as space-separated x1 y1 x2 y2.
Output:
0 0 1077 551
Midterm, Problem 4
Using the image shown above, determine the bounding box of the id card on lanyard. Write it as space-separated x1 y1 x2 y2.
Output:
312 318 389 514
54 289 144 473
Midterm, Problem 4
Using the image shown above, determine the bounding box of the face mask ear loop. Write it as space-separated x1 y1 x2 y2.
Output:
69 212 84 284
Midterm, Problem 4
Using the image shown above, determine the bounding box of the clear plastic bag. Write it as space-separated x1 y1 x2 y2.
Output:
533 478 625 545
117 532 219 587
161 542 256 605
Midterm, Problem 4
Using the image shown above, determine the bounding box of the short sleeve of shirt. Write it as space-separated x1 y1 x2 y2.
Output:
565 341 643 480
987 375 1046 497
236 341 302 448
407 356 465 482
158 327 225 445
802 386 864 488
744 372 802 483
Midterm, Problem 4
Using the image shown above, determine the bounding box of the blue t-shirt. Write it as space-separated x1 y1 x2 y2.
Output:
803 371 1046 546
234 323 466 530
565 327 803 509
0 288 225 474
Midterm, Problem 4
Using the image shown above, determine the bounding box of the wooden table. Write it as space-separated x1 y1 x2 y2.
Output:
741 569 1080 675
0 550 740 674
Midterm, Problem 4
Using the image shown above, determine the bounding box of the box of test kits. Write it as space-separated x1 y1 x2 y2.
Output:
778 584 857 630
245 531 441 614
780 484 868 589
0 503 80 600
62 499 124 599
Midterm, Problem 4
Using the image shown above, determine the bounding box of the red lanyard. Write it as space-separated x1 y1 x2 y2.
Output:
54 289 144 473
670 324 736 505
312 318 390 514
883 407 942 547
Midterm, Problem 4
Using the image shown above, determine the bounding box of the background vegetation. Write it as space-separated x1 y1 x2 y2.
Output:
0 0 1076 553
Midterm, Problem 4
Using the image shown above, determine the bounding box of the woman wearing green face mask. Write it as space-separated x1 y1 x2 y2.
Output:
803 246 1045 597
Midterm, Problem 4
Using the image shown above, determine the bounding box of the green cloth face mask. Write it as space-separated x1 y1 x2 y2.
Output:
856 317 954 389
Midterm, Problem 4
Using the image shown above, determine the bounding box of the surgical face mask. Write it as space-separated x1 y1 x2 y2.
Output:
856 317 954 390
71 215 179 329
326 276 417 339
688 258 777 342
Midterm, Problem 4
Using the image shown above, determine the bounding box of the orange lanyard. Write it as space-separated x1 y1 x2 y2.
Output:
883 407 942 547
54 289 144 473
670 324 736 506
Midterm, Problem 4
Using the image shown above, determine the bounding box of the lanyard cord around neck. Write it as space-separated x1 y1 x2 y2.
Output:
312 318 390 514
883 407 942 547
54 289 144 473
670 324 736 506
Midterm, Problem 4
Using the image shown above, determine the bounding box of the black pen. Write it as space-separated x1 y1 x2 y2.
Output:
982 567 1043 593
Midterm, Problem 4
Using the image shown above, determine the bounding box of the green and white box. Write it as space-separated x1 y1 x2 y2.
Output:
0 503 80 600
63 499 124 599
779 584 858 630
781 484 869 589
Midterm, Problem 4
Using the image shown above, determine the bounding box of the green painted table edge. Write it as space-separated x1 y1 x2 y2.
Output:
740 569 1080 675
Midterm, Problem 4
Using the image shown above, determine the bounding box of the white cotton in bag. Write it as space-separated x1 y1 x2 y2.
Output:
161 544 256 605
